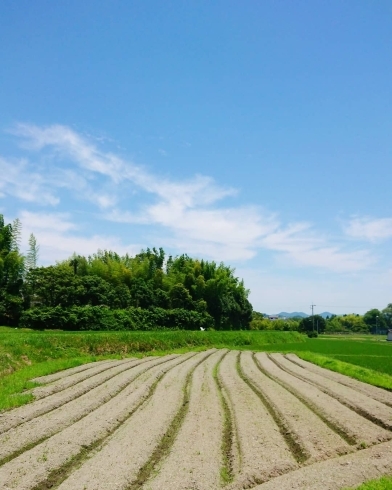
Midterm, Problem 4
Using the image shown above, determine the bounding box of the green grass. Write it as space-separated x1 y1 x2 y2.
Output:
294 352 392 391
257 336 392 376
0 329 304 411
344 476 392 489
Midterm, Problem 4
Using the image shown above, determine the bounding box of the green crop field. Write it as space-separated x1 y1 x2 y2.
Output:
262 336 392 376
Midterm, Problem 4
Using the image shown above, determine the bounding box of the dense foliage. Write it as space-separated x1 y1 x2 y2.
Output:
0 215 252 330
0 216 24 325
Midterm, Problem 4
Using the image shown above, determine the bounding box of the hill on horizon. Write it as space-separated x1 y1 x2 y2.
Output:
271 311 334 319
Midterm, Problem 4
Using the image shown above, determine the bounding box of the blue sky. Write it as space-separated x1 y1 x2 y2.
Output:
1 1 392 314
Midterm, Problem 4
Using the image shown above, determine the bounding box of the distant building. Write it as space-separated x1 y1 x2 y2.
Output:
387 330 392 342
268 316 279 321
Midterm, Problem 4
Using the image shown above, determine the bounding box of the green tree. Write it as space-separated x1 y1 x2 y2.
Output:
363 309 386 333
299 315 326 334
382 304 392 329
25 233 39 271
338 314 368 332
11 218 22 252
0 215 25 324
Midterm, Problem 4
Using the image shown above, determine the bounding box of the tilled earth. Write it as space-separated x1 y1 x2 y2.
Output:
1 349 392 490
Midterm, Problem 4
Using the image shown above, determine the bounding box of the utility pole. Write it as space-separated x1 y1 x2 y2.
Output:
310 303 316 331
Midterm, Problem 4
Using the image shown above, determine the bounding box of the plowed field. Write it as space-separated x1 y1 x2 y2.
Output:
1 349 392 490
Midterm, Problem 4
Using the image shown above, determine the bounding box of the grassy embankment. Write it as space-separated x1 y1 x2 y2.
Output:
0 327 304 411
260 335 392 390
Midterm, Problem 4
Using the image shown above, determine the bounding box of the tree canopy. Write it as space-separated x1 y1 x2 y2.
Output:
0 214 253 330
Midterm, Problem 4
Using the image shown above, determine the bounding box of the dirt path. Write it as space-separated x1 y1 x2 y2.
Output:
142 349 226 490
285 353 392 408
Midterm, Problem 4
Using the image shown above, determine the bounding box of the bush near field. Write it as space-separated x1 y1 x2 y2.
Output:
19 306 214 331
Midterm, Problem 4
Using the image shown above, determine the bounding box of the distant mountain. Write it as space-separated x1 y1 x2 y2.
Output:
275 312 308 318
270 311 335 319
318 312 334 319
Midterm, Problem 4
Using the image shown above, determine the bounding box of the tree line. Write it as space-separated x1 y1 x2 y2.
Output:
0 215 253 330
250 308 392 336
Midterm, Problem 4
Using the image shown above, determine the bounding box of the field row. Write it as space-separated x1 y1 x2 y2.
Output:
0 349 392 489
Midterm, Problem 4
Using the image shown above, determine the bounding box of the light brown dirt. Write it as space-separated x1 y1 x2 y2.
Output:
255 352 391 447
0 353 191 490
271 353 392 430
0 356 157 434
253 440 392 490
1 349 392 490
29 358 137 399
0 355 177 462
56 350 214 490
32 359 114 384
143 349 226 490
220 351 298 489
285 353 392 407
239 351 350 463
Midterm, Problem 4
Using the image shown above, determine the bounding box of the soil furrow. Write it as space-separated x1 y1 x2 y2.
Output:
219 351 298 490
0 355 178 465
0 356 158 435
239 351 350 464
255 353 390 447
251 440 392 490
214 350 240 484
32 359 115 384
237 352 309 465
142 349 227 490
0 353 196 490
54 350 214 490
285 353 392 408
29 358 137 399
270 353 392 431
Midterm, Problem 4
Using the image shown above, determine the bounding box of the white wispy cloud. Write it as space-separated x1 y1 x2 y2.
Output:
18 211 140 264
2 123 375 271
0 157 59 205
345 216 392 243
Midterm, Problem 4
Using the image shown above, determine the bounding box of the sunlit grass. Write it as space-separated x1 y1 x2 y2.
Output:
295 352 392 391
0 330 305 411
344 476 392 489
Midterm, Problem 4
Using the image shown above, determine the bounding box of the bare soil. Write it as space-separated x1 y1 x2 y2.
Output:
0 349 392 490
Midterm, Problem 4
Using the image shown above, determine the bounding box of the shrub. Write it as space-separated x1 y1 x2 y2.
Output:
19 306 214 331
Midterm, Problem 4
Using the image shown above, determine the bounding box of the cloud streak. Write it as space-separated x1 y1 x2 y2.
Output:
345 216 392 243
1 123 375 271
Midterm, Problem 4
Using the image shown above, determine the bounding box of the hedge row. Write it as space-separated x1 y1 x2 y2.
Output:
19 306 214 331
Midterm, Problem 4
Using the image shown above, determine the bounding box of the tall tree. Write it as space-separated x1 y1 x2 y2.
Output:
26 233 39 271
0 215 24 324
11 218 22 253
